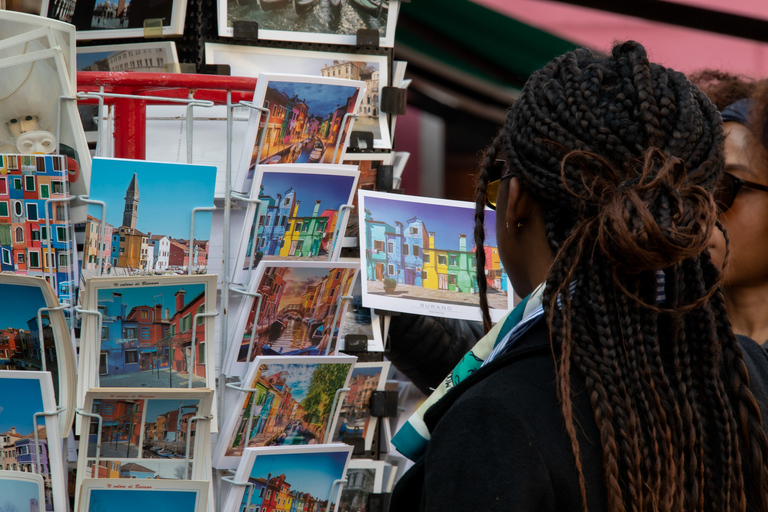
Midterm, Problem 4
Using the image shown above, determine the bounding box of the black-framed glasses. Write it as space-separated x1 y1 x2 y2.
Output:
485 159 514 210
714 171 768 212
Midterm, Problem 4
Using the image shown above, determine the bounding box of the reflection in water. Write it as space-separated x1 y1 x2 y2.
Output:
228 0 388 37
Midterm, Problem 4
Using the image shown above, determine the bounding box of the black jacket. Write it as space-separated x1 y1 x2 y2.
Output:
391 320 768 512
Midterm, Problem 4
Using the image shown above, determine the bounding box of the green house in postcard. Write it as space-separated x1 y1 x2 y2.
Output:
280 200 328 257
442 234 477 293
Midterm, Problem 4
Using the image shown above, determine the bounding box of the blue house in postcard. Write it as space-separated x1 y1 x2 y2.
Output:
402 216 428 286
363 209 396 282
97 291 143 377
384 221 405 283
241 477 267 512
255 187 296 257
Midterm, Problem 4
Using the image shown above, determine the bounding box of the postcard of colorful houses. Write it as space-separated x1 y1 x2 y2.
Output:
84 157 216 276
0 274 76 435
234 73 365 194
223 261 359 377
221 444 353 512
337 276 384 353
0 48 91 222
75 388 214 509
338 459 388 512
205 44 391 149
213 355 356 469
0 471 45 512
77 478 209 512
217 0 399 46
232 164 359 285
0 154 76 293
0 371 67 512
331 362 389 450
77 275 218 432
340 151 396 207
358 190 514 323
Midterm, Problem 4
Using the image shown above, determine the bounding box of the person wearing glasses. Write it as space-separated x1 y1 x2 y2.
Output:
694 71 768 347
390 42 768 512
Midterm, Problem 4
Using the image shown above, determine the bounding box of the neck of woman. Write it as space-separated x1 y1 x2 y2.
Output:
724 284 768 345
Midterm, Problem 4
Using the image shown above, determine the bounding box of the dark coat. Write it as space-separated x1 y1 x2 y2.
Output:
391 320 768 512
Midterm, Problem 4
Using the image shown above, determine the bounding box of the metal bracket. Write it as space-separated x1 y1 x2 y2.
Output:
238 101 270 184
332 113 359 163
380 87 408 116
330 478 348 512
328 204 354 262
43 193 75 290
222 473 256 510
327 295 354 355
33 406 65 475
225 380 265 453
229 287 264 380
188 311 219 388
356 28 380 47
184 414 213 477
76 408 103 477
189 206 217 275
76 196 108 277
36 305 68 372
323 387 350 443
233 21 259 40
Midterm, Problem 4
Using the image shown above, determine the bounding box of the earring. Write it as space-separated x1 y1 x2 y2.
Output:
506 221 510 231
517 222 523 228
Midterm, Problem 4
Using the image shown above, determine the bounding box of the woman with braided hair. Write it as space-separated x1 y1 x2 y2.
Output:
390 41 768 512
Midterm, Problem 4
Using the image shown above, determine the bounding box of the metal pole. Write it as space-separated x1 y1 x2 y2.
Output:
332 113 358 163
324 387 350 443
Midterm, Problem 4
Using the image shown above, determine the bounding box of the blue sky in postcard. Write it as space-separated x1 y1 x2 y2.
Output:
145 399 200 419
0 378 44 435
88 488 197 511
260 363 321 402
363 196 499 251
87 158 216 240
269 82 358 118
258 172 355 217
97 283 205 318
0 284 45 329
77 52 115 70
249 451 348 499
0 479 39 511
351 366 383 378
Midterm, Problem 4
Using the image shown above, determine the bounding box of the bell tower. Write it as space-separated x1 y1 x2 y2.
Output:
122 173 139 229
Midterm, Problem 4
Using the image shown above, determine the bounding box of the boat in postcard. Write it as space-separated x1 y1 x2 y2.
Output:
309 139 325 162
349 0 386 17
259 0 291 10
293 0 318 14
328 0 343 12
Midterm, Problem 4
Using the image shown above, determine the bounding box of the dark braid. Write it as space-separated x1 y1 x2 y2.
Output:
473 41 768 512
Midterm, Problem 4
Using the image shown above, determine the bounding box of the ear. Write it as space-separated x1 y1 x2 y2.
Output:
505 177 532 232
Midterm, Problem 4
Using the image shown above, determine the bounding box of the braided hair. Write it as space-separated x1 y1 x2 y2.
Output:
474 41 768 512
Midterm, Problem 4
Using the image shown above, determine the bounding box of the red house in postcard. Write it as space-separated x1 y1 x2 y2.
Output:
125 304 171 371
167 288 206 379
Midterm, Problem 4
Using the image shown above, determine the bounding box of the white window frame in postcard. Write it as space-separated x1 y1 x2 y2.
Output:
51 180 64 194
28 250 40 268
12 177 21 191
39 183 50 199
403 244 409 256
414 244 421 257
14 226 24 243
1 248 10 266
56 226 67 242
13 200 22 217
17 252 24 264
0 201 8 218
44 250 54 269
41 226 49 241
26 203 39 222
24 175 35 192
388 264 395 275
438 255 447 265
387 242 394 254
125 349 138 364
182 313 191 332
58 253 68 267
0 176 7 195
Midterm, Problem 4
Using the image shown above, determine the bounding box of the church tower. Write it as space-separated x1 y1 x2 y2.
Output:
122 173 139 229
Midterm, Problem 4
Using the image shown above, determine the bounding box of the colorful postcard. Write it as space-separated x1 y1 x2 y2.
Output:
234 73 365 193
218 0 399 46
0 155 75 296
224 261 359 376
75 388 214 508
338 459 388 512
0 371 67 512
341 151 396 220
63 0 187 41
358 190 513 323
85 157 216 275
0 49 91 222
0 15 76 86
76 41 179 73
221 444 353 512
331 362 389 450
213 355 356 469
0 274 76 435
0 471 45 512
77 479 208 512
205 44 391 149
232 164 359 284
338 276 384 353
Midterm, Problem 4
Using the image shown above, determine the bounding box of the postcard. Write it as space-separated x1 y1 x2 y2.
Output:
357 190 513 323
234 73 365 194
337 277 385 353
340 151 396 219
0 16 76 86
77 479 209 512
0 371 67 512
221 444 353 512
84 157 216 275
2 0 45 17
218 0 399 45
0 471 45 511
76 41 179 73
224 261 359 376
339 459 388 512
205 44 391 149
0 48 91 222
75 388 214 508
213 355 356 469
0 274 76 434
232 164 359 285
64 0 187 41
331 362 390 450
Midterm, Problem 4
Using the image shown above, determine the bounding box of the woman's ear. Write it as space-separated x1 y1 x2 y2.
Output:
505 177 532 232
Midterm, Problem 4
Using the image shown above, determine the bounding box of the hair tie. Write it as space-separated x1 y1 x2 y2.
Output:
721 98 768 146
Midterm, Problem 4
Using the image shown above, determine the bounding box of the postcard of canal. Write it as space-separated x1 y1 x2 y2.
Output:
224 261 358 377
213 355 355 469
358 190 514 323
234 73 365 194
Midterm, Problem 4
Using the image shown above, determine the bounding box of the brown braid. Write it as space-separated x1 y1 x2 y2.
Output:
473 41 768 512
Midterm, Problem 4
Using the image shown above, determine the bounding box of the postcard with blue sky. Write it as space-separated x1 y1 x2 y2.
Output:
332 361 390 450
222 445 353 512
233 164 359 284
78 479 208 512
234 74 365 193
0 472 45 512
86 157 216 274
224 261 359 377
358 190 513 323
205 44 390 148
214 355 355 469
